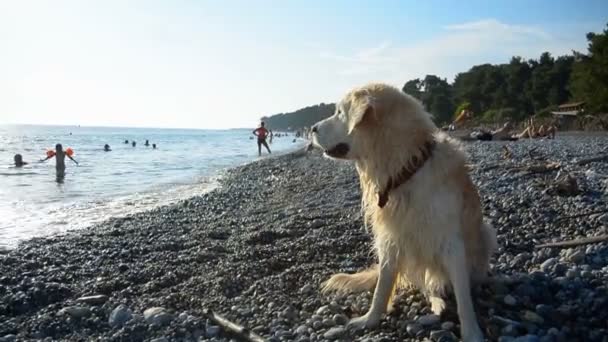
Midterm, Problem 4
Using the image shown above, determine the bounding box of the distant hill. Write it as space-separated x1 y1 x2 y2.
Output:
261 103 335 131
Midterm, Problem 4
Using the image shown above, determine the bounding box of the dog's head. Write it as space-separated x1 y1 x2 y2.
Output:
312 83 434 161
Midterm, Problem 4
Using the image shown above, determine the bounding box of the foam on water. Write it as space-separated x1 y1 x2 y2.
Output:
0 125 305 248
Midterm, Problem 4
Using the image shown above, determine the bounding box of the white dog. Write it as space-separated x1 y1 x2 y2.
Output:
312 83 496 342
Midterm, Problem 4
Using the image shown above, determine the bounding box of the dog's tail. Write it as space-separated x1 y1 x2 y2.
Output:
321 265 378 294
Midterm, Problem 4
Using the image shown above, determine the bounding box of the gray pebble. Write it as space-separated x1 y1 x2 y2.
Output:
150 338 168 342
206 325 220 338
504 294 517 306
513 335 540 342
76 294 108 305
332 314 348 326
407 323 424 336
323 327 346 340
440 321 455 331
322 318 335 327
58 306 91 318
144 307 173 326
295 325 309 335
418 314 440 326
108 304 132 328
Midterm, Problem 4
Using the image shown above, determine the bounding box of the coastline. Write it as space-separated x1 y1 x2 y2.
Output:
1 136 607 341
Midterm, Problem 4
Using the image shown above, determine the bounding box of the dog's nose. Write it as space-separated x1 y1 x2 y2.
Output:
311 125 318 134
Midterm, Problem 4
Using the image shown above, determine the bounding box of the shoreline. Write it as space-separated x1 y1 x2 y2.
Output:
0 140 309 251
1 136 607 341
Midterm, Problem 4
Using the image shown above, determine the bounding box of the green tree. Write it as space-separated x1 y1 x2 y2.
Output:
570 24 608 114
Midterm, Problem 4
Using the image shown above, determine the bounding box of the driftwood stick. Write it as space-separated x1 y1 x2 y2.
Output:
536 234 608 249
203 308 266 342
555 208 608 222
576 154 608 166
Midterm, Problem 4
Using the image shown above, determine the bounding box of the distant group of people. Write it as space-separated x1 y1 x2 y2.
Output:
470 118 557 141
122 139 157 149
11 137 159 183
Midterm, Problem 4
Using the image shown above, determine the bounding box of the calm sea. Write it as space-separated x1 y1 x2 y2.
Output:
0 125 304 249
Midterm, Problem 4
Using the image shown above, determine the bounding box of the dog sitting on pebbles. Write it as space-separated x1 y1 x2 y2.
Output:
311 83 496 342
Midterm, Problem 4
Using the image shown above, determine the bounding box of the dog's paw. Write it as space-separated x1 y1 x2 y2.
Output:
461 324 484 342
346 313 381 331
429 296 446 316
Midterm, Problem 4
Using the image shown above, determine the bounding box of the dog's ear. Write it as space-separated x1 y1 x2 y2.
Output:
348 89 376 134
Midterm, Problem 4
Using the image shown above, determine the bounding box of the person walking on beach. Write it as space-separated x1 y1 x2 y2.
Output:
40 144 78 181
253 121 272 156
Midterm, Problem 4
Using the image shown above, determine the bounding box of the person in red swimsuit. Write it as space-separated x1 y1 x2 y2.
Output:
252 121 272 156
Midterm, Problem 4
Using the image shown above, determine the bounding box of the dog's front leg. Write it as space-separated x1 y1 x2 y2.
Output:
347 248 397 330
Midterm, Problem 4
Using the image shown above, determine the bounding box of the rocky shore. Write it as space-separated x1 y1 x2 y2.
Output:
1 135 607 342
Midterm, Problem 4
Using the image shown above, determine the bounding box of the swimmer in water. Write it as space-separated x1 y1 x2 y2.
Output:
152 143 157 149
40 144 78 181
124 139 129 144
132 141 136 147
104 144 111 152
14 154 28 167
144 139 150 146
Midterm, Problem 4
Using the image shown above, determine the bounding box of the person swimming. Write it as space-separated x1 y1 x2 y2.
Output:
124 139 129 144
104 144 111 152
152 143 157 149
13 154 28 167
132 141 136 147
144 140 150 146
40 144 78 181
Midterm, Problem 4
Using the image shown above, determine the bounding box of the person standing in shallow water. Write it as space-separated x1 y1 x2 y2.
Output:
13 154 28 167
40 144 78 181
252 121 271 156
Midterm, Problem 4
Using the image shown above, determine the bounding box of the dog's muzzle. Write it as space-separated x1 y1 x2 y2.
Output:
325 143 350 158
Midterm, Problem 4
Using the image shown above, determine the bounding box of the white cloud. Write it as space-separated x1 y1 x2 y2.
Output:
320 18 589 86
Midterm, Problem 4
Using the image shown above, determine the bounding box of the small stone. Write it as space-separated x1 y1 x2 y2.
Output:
206 325 220 338
407 323 423 336
109 304 132 328
322 318 335 327
312 321 323 330
441 321 455 331
58 306 91 318
1 335 16 342
144 307 173 326
565 269 579 279
323 327 346 340
418 314 440 326
502 324 518 336
333 314 348 325
300 284 313 294
513 335 540 342
535 304 554 319
76 294 108 305
567 250 585 264
150 338 168 342
540 258 558 272
504 295 517 306
295 325 309 335
523 311 544 325
315 305 329 315
178 312 188 321
498 337 515 342
430 329 457 341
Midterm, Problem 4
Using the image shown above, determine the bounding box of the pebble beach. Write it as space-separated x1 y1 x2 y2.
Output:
1 134 608 342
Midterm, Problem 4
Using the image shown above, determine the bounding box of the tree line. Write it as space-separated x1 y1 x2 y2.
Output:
262 23 608 130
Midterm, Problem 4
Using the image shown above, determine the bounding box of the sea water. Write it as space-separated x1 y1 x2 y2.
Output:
0 125 304 248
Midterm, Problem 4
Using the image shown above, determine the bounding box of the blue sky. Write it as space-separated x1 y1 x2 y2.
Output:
0 0 606 129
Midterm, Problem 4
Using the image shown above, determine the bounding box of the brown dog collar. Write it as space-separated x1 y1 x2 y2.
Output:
377 140 436 208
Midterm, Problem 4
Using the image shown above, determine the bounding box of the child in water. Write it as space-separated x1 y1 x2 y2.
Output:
13 154 28 167
40 144 78 179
